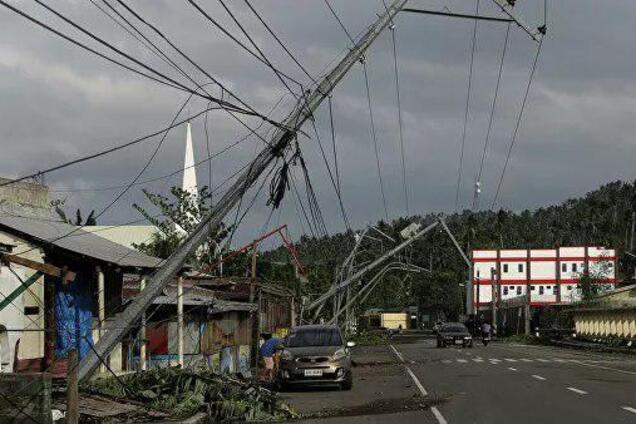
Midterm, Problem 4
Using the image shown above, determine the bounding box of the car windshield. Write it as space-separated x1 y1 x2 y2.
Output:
286 328 343 347
442 324 467 333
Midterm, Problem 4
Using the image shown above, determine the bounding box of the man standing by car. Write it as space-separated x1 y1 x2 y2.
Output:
260 333 281 382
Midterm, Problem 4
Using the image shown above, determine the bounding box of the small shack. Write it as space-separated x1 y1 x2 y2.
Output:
0 193 161 375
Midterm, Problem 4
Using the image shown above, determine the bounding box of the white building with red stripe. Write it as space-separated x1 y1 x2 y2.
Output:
472 247 616 309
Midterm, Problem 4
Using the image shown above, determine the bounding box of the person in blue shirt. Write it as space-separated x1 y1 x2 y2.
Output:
260 333 281 382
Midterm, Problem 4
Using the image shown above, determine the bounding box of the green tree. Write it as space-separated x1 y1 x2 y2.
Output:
132 186 230 265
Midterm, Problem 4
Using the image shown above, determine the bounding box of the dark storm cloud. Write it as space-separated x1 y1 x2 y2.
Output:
0 0 634 245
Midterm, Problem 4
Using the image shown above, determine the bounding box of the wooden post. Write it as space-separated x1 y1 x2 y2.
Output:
250 247 259 371
139 277 147 371
66 349 79 424
177 275 184 368
97 266 106 374
44 274 56 368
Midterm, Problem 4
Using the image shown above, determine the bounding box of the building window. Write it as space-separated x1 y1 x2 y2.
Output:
476 270 480 278
561 263 567 273
24 306 39 315
503 287 509 295
546 286 551 290
516 286 522 295
539 286 544 295
572 263 577 273
503 264 509 273
608 262 614 268
518 264 524 273
531 286 536 291
509 286 514 290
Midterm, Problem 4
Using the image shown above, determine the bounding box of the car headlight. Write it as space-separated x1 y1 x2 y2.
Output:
281 349 293 361
464 336 472 340
332 348 346 360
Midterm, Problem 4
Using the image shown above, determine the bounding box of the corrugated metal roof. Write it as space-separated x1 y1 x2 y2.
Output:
0 213 162 269
154 284 256 312
83 225 158 250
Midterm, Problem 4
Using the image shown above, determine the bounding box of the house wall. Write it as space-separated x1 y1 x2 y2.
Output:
0 231 45 369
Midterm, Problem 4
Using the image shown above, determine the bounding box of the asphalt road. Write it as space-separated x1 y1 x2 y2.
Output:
282 338 636 423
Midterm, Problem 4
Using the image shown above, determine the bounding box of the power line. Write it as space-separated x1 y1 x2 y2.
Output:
389 24 409 216
454 0 480 212
98 0 206 86
113 0 291 142
29 0 252 115
491 39 544 209
362 62 389 222
186 0 302 88
216 0 301 100
327 96 342 200
473 22 511 210
0 106 221 189
243 0 317 84
49 92 289 194
323 0 355 44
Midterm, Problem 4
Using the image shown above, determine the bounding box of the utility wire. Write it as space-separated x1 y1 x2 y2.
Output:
243 0 317 84
186 0 302 88
473 22 511 210
0 106 221 189
308 119 350 230
28 0 254 116
363 63 389 222
389 24 409 215
323 0 355 44
491 39 544 209
454 0 480 212
99 0 206 87
216 0 301 100
113 0 290 142
327 96 342 199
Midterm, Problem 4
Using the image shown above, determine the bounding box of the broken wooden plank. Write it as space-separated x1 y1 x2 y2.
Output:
1 254 75 282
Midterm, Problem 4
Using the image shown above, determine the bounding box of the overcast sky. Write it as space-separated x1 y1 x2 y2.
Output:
1 0 635 248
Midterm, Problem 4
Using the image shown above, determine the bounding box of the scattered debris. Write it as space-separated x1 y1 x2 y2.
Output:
80 367 298 422
304 395 444 418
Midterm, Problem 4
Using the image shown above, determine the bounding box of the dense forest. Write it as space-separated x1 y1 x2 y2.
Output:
261 180 636 321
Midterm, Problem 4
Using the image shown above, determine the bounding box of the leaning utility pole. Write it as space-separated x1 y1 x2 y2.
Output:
78 0 408 381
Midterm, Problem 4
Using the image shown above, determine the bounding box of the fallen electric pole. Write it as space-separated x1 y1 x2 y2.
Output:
78 0 408 381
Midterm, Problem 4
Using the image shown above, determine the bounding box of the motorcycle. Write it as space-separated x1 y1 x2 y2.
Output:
482 331 491 346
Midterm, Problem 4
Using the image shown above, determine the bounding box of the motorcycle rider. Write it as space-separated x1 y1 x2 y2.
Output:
481 321 492 339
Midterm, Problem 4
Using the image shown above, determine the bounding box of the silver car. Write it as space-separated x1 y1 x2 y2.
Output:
278 325 355 390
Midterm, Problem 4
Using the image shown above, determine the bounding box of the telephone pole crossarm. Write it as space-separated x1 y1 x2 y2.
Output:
77 0 408 382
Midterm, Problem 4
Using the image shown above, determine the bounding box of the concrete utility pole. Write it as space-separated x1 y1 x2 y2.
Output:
439 218 472 315
306 221 439 312
78 0 408 381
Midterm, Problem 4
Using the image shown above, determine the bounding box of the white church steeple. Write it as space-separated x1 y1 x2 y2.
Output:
182 121 198 200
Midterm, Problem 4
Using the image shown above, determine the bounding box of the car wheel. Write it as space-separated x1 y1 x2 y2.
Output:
340 372 353 391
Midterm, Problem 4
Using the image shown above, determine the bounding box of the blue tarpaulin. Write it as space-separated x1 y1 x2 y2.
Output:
55 276 93 359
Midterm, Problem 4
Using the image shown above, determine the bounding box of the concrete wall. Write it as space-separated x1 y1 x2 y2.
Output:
0 178 48 209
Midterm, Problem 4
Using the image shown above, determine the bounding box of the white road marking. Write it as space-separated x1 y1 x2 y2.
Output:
442 359 452 364
553 359 567 363
532 375 546 381
504 358 517 362
389 344 404 363
406 366 428 396
457 359 468 363
621 406 636 414
473 358 484 363
569 360 636 376
392 345 448 424
489 359 501 363
431 407 448 424
567 387 588 395
537 359 550 363
520 359 533 362
508 367 518 371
